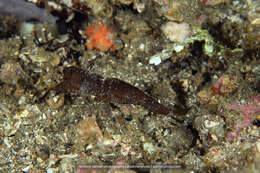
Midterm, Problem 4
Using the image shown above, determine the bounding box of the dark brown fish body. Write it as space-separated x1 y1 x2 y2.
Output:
56 67 169 115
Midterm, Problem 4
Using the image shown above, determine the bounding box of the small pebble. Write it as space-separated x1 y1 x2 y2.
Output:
149 55 162 65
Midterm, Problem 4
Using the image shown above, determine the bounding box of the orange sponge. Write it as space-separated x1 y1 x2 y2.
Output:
85 21 115 52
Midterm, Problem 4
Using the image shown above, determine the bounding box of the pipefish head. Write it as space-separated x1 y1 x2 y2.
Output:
55 67 86 94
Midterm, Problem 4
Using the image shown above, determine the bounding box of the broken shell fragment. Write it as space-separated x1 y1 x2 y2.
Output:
161 21 191 43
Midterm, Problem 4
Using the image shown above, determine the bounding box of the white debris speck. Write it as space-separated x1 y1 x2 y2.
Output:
204 44 214 54
149 55 162 65
47 169 54 173
256 139 260 153
22 165 31 172
143 142 156 154
173 44 184 52
59 154 78 159
86 144 94 151
18 109 29 117
139 43 145 51
60 0 73 7
204 120 219 128
4 137 12 148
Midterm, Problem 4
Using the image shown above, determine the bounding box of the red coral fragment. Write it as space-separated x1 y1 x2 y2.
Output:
85 21 115 52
